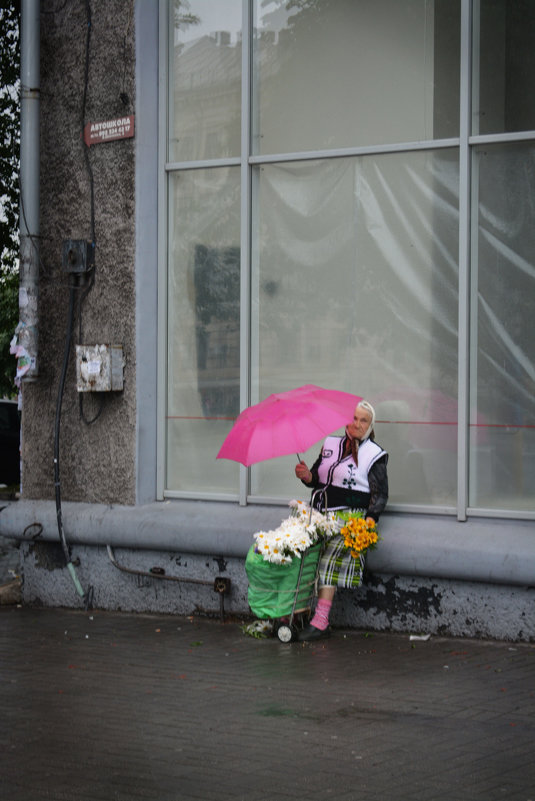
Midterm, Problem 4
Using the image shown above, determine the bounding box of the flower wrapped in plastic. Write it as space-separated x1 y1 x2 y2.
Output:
336 510 380 559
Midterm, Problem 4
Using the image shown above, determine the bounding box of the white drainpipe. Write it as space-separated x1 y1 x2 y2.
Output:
18 0 40 381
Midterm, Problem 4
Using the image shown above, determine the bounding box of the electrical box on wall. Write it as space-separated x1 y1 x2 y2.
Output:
75 345 124 392
62 240 94 274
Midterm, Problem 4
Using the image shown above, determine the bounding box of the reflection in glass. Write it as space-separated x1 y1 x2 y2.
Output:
250 151 459 505
169 0 242 162
167 168 240 493
475 0 535 135
470 144 535 511
252 0 460 155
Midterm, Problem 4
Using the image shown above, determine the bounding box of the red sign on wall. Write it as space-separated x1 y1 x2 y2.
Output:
83 115 135 147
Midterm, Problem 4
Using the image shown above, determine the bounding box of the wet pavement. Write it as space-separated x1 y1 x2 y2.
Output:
1 604 534 801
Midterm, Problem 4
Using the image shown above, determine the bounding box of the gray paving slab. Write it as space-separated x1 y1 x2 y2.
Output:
1 606 534 801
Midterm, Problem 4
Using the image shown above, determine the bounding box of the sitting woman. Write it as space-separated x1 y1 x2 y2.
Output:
294 400 388 641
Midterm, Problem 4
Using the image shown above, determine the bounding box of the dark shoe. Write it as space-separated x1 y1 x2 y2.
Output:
297 624 331 642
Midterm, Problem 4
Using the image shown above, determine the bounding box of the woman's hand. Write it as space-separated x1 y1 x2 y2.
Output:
295 461 312 483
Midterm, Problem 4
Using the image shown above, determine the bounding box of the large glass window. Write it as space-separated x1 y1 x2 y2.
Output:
250 152 459 505
163 1 534 518
169 1 242 162
252 0 460 154
167 167 241 494
469 143 535 511
475 0 535 136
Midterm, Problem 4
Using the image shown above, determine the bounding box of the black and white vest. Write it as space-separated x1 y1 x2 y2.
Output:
315 435 387 510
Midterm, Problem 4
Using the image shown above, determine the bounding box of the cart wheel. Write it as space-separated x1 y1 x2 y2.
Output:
277 624 294 643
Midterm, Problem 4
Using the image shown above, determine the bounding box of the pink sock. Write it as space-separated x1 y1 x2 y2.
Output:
310 598 332 630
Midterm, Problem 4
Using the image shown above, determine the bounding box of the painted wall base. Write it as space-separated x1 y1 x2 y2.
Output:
331 576 534 642
19 541 534 642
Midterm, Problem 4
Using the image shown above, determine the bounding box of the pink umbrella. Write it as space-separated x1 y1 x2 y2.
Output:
217 384 362 466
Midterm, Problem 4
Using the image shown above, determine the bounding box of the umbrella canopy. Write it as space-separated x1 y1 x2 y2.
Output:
217 384 362 466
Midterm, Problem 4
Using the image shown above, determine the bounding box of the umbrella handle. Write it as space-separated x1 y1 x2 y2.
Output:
296 452 301 463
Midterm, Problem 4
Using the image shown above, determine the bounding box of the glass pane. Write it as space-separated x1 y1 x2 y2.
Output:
475 0 535 136
469 143 535 512
250 151 459 506
167 168 240 493
169 0 242 162
252 0 460 155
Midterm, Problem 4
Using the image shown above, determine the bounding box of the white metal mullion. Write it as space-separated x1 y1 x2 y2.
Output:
239 0 252 506
248 1 262 502
156 2 171 500
469 129 535 145
248 137 459 165
471 0 481 139
468 1 481 511
468 148 480 507
162 132 535 177
457 0 473 521
165 157 241 171
466 507 535 521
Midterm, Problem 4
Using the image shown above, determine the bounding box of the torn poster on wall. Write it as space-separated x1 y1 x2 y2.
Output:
10 323 36 386
83 115 135 147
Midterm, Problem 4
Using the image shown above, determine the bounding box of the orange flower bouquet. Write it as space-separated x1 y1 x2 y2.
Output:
337 511 379 559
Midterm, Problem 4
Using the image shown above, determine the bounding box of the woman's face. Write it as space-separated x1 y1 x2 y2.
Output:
346 406 372 441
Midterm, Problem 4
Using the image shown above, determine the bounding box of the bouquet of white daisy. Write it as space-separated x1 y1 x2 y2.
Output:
252 499 338 564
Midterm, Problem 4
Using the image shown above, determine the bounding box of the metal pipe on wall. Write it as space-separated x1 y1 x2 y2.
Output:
1 500 534 588
18 0 40 381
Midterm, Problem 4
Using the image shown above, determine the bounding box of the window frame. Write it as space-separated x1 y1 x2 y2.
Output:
158 0 535 520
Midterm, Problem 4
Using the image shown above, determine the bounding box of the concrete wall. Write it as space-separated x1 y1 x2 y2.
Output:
21 0 137 505
2 498 533 642
16 539 535 643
